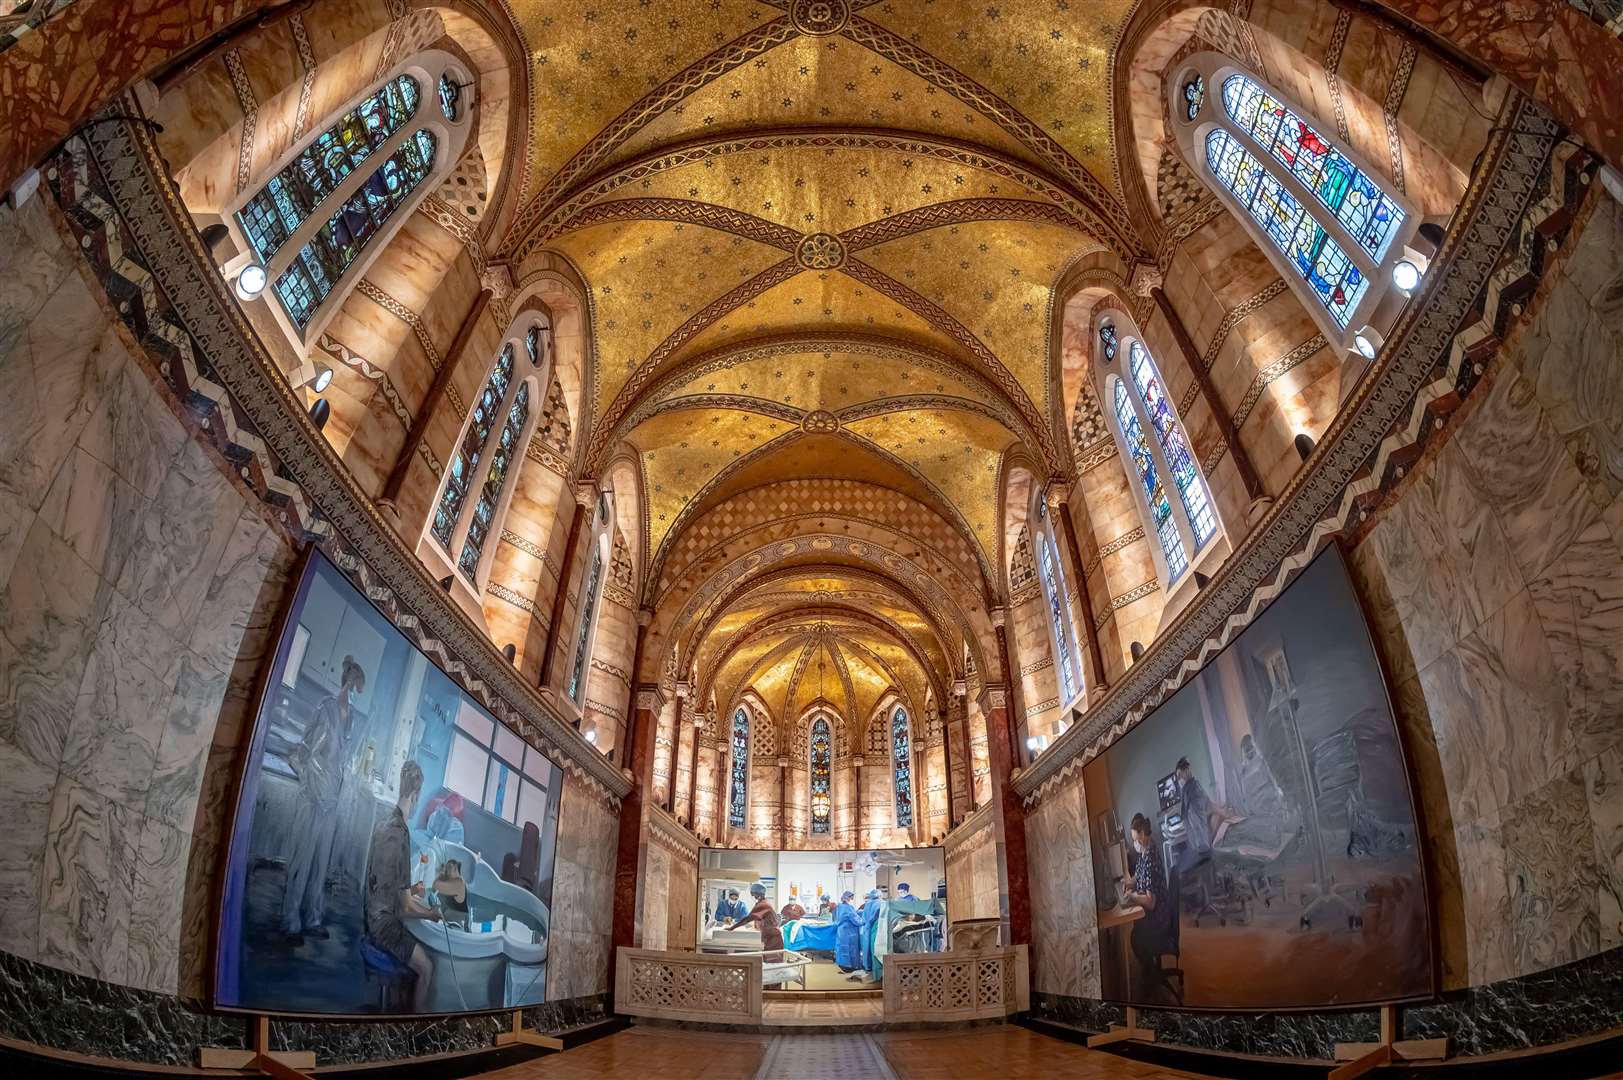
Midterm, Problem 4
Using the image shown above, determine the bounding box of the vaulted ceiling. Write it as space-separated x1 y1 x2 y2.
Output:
501 0 1137 705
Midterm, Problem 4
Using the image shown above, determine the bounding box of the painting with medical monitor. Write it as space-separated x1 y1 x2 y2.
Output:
214 550 564 1016
696 848 948 991
1082 545 1433 1010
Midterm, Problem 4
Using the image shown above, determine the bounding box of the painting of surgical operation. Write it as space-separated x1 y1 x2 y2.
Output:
697 848 947 991
214 550 564 1016
1083 545 1432 1010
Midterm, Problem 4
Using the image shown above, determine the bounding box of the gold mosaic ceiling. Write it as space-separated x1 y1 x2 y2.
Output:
507 0 1137 577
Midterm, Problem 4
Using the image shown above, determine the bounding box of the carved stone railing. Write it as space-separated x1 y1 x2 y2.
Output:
884 946 1029 1022
614 949 762 1023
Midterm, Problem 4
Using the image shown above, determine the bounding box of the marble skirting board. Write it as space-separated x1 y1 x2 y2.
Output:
1030 942 1623 1060
0 948 609 1067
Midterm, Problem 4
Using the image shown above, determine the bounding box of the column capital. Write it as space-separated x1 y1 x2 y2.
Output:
574 481 600 509
675 680 691 701
634 684 666 713
1044 480 1072 508
988 607 1007 629
636 607 654 627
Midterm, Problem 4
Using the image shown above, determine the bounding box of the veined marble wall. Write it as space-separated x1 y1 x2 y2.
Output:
0 186 619 1064
1023 184 1623 1056
944 808 1002 926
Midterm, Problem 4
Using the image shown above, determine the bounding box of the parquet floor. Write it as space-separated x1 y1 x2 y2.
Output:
474 1025 1221 1079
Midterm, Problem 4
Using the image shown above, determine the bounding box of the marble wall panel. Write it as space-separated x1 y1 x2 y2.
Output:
1023 776 1099 999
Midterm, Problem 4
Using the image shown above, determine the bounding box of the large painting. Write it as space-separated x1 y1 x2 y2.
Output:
1083 544 1432 1009
695 848 948 991
215 550 564 1016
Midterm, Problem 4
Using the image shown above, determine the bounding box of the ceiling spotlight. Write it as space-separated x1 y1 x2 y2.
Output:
1392 259 1421 292
1353 332 1379 360
235 262 267 301
312 364 334 393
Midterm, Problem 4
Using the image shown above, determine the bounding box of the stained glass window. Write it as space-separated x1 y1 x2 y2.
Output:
433 345 514 547
438 73 461 121
1114 380 1189 580
810 716 832 836
237 75 420 263
458 381 529 580
1039 532 1078 701
729 708 750 829
568 542 603 704
892 707 913 828
1128 342 1216 546
1183 75 1205 122
273 129 438 328
1220 74 1404 261
1205 129 1368 327
525 323 548 366
1099 323 1119 362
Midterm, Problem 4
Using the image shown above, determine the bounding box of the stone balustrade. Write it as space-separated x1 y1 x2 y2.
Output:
614 949 763 1023
883 946 1030 1023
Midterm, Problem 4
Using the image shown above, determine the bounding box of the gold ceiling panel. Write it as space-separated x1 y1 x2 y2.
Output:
515 0 782 189
658 347 985 412
707 625 784 697
858 220 1090 414
790 639 847 718
630 407 798 556
748 641 806 717
549 219 789 418
589 146 1048 236
844 408 1014 559
671 268 962 367
604 33 1042 173
835 641 895 721
861 0 1135 191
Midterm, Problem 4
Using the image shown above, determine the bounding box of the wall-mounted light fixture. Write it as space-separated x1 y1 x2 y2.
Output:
235 261 267 302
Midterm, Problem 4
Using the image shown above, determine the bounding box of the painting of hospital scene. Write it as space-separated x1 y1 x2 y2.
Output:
697 848 947 991
215 550 564 1017
1083 545 1432 1010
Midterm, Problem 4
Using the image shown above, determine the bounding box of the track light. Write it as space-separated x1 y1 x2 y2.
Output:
312 364 334 393
585 729 598 744
503 643 517 664
1295 433 1316 461
1392 259 1421 292
1353 331 1379 360
308 398 330 430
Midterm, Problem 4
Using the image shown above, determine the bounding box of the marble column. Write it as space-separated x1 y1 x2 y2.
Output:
1047 483 1108 698
537 483 595 692
377 288 492 511
947 686 971 822
989 611 1029 768
981 685 1032 946
612 684 663 950
1150 286 1264 503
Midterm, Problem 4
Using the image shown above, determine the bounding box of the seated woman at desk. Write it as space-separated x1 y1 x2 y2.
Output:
1124 813 1175 996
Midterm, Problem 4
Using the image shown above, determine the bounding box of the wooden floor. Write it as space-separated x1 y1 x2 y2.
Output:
474 1025 1219 1079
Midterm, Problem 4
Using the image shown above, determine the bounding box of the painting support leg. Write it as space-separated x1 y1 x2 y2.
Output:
198 1015 316 1078
1329 1005 1448 1079
1085 1006 1157 1047
493 1008 565 1050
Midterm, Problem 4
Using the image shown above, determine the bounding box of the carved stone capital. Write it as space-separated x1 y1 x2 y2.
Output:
988 607 1007 629
480 263 515 300
574 482 600 509
1128 260 1164 297
1044 480 1072 508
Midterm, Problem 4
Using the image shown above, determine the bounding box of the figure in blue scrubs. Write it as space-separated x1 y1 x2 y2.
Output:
833 890 862 974
858 889 885 982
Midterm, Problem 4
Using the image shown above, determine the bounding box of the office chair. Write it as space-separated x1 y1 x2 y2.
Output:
1157 863 1186 1006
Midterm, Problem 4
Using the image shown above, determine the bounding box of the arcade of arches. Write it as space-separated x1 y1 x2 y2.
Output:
1 0 1622 1076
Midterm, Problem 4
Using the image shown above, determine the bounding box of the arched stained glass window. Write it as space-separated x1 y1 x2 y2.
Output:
433 345 514 547
274 129 438 328
1220 74 1404 261
526 323 548 365
237 74 420 263
1127 342 1216 546
568 540 604 704
1113 380 1189 581
892 706 913 828
1205 129 1366 328
729 707 750 829
810 716 831 836
1038 530 1078 701
457 381 530 579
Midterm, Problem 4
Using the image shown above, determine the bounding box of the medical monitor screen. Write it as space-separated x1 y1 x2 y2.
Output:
1082 544 1432 1010
696 847 948 991
213 549 564 1017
